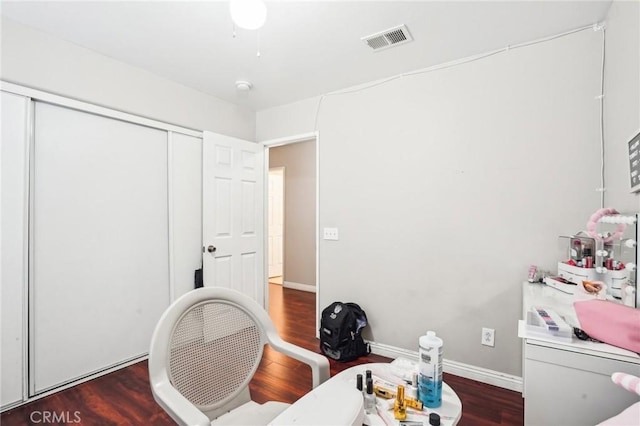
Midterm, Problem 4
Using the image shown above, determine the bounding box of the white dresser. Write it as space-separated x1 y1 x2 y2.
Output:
519 282 640 426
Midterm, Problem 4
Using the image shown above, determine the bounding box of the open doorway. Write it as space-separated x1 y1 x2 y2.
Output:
268 167 284 284
264 134 318 330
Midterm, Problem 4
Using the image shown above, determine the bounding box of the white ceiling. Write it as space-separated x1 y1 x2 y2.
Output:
1 1 612 111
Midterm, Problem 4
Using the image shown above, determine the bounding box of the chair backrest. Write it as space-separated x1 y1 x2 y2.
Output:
150 287 271 420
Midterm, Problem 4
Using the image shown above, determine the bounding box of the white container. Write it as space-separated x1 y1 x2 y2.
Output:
602 269 629 298
418 331 443 408
543 276 576 294
528 308 573 340
557 262 599 285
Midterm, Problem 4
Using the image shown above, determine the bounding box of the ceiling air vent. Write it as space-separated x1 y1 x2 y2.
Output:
361 25 413 52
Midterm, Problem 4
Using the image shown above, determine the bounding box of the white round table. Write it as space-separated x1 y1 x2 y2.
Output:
270 362 462 426
334 363 462 426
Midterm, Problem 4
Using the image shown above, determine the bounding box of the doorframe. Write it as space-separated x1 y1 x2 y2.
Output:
261 131 320 334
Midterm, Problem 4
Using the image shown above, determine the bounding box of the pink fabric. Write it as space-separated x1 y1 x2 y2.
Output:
573 299 640 353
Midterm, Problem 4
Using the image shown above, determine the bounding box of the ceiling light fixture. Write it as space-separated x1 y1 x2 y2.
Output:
229 0 267 30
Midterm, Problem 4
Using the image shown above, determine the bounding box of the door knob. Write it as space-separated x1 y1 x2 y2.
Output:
207 245 217 253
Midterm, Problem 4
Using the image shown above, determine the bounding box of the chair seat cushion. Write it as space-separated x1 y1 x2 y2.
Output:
211 401 290 425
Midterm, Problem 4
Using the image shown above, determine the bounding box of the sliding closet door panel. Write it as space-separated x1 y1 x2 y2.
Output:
1 91 28 408
171 133 202 300
32 102 170 393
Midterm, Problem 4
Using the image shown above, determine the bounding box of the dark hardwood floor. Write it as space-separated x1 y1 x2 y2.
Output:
1 284 523 425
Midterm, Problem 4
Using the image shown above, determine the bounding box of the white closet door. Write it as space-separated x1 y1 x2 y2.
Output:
170 132 202 300
32 102 170 394
1 91 28 408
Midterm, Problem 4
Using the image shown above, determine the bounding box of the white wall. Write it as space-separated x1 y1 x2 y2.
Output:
0 17 254 141
603 0 640 211
257 28 604 377
269 140 317 288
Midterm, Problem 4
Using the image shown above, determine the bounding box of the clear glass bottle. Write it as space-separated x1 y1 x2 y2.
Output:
571 239 583 261
364 377 376 414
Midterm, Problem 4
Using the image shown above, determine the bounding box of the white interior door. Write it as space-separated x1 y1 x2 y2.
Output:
268 168 284 278
202 131 265 305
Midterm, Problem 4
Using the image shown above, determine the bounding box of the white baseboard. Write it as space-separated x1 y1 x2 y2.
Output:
283 281 316 293
368 341 523 393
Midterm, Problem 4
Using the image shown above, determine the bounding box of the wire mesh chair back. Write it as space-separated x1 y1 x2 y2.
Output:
167 300 264 408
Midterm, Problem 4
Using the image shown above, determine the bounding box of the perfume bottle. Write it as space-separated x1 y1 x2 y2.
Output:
406 372 419 400
365 378 376 414
394 385 407 420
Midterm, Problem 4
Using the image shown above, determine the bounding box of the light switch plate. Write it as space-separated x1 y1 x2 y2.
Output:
323 227 339 240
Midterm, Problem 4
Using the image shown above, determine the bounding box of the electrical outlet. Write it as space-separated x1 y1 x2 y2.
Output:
323 227 339 240
482 328 495 347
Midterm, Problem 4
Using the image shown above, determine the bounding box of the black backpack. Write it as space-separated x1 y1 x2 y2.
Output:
319 301 370 362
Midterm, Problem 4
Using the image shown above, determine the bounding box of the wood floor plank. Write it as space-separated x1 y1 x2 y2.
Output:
1 284 523 425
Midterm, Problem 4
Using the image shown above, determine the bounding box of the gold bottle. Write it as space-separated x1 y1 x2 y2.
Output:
394 385 407 420
373 384 395 399
374 384 423 410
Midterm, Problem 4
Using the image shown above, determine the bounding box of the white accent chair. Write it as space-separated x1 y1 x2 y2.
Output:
148 287 330 426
